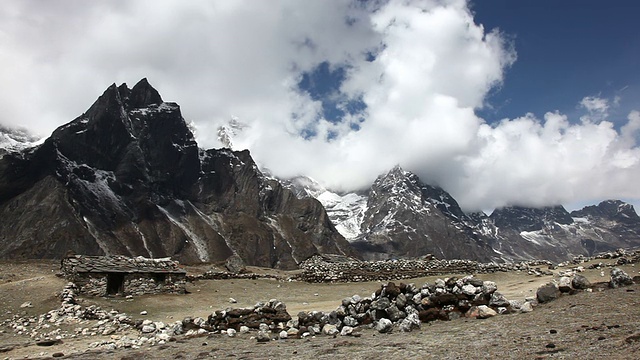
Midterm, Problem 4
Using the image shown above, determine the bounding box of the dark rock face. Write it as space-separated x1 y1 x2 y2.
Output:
351 166 496 261
0 79 356 268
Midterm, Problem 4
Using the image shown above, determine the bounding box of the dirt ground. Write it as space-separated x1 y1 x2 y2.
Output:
1 260 639 359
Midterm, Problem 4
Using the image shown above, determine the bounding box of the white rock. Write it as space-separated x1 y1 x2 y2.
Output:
376 318 393 333
140 311 148 315
229 298 237 304
227 328 237 337
340 326 354 336
322 324 339 336
461 284 477 296
141 325 156 333
278 330 288 339
520 302 534 313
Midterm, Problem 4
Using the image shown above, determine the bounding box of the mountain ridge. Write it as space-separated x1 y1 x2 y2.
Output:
284 166 640 263
0 79 356 268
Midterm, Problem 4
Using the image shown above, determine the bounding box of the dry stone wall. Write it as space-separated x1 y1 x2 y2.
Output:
297 255 553 283
72 273 186 297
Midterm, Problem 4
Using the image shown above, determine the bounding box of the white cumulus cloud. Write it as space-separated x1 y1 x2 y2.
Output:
0 0 638 212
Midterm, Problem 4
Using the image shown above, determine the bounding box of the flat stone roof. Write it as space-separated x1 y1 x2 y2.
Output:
61 255 186 274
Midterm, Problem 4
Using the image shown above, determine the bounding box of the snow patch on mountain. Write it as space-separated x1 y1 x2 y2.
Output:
0 125 42 154
281 175 368 240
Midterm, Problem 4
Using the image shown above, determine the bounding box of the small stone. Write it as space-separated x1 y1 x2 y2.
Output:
20 302 33 308
343 316 358 327
227 328 237 337
399 313 420 332
482 281 497 295
489 292 510 307
340 326 354 336
550 329 557 334
461 284 477 296
376 318 393 333
610 268 634 288
140 311 148 315
279 330 288 339
141 325 156 333
546 342 556 349
520 301 533 313
558 276 573 293
52 353 65 358
572 274 591 290
385 305 405 322
229 298 237 304
239 326 250 334
476 305 497 319
256 331 270 342
322 324 339 336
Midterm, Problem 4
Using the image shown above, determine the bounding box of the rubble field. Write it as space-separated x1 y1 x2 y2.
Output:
0 258 639 359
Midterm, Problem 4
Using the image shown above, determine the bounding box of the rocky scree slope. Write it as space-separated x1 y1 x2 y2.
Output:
287 167 640 263
0 79 355 268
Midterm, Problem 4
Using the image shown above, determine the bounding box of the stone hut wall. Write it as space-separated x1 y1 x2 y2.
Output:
71 272 186 296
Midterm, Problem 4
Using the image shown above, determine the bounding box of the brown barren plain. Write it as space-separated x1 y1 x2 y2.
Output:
1 260 639 359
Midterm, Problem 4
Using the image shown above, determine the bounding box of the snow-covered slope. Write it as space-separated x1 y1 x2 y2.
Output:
0 125 42 155
281 176 368 240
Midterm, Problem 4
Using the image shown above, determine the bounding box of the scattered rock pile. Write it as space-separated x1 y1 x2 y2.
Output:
560 249 640 267
536 267 636 304
298 255 553 282
1 283 135 343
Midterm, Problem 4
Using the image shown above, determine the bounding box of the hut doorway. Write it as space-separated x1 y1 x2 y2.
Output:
106 273 125 295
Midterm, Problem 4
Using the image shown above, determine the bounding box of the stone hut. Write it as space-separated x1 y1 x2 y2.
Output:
61 255 187 296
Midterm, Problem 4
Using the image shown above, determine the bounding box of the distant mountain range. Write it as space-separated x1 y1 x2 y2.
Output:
285 167 640 263
2 79 639 267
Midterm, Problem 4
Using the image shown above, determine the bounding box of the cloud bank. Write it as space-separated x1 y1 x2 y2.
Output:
0 0 638 211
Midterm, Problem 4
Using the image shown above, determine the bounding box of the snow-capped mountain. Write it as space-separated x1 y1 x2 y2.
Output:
286 166 640 263
0 124 42 155
0 79 356 268
217 117 248 149
281 176 368 240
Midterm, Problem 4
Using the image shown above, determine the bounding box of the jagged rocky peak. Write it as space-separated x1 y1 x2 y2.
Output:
571 200 640 224
47 79 199 193
0 79 357 268
490 205 573 232
370 165 468 221
128 78 163 108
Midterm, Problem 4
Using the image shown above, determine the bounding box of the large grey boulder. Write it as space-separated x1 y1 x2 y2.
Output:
536 282 561 303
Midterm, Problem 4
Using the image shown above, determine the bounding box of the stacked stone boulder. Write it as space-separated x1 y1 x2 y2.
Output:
295 276 531 335
206 299 292 333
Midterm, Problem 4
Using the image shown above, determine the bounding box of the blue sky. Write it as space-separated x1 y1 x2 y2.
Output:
1 0 639 212
472 0 640 125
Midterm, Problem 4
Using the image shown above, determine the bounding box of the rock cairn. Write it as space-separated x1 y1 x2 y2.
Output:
297 255 553 283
